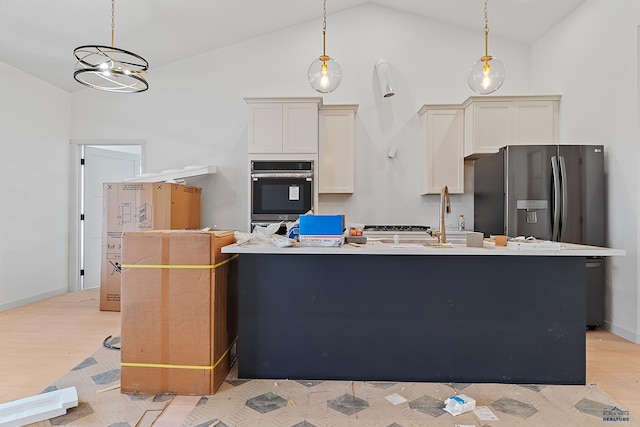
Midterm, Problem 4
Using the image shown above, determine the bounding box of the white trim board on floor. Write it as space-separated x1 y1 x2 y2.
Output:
0 387 78 427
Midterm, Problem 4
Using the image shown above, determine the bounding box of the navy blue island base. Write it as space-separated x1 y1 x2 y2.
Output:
237 253 586 385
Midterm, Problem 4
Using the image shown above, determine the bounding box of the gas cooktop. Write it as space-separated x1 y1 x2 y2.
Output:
361 225 435 244
363 225 431 233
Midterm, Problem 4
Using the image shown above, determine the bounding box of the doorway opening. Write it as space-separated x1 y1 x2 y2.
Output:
69 140 145 292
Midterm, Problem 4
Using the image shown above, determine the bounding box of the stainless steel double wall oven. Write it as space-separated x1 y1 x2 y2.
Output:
250 160 314 230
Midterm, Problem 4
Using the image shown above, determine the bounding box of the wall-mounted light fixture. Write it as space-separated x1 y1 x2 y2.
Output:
467 0 505 94
308 0 342 93
73 0 149 93
374 58 395 98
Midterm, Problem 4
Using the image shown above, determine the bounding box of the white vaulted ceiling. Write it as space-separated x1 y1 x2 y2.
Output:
0 0 585 93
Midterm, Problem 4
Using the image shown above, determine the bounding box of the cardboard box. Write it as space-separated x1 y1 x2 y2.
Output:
466 231 484 247
120 230 237 396
100 182 201 311
299 235 344 247
298 215 344 246
299 215 344 236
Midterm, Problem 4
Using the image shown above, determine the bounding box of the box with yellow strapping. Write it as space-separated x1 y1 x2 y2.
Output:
120 229 237 395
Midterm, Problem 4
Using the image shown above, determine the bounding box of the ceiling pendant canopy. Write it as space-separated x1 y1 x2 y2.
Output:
308 0 342 93
73 0 149 93
467 0 505 94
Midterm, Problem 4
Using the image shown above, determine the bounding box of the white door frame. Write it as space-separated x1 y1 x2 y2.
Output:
68 139 147 292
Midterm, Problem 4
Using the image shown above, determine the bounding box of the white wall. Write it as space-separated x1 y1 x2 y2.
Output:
71 4 532 233
532 0 640 342
0 62 72 311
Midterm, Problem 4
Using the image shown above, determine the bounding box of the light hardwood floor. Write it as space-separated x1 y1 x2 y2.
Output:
1 288 639 416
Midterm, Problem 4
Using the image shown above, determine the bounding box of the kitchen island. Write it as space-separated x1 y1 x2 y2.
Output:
222 240 624 385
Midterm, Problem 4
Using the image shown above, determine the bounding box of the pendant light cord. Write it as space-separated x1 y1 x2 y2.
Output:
111 0 116 48
321 0 327 59
483 0 489 59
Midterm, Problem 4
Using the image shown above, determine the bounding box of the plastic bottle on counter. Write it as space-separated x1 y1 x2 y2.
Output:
457 214 466 231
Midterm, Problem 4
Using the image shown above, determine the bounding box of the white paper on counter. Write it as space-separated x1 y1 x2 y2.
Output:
473 406 499 420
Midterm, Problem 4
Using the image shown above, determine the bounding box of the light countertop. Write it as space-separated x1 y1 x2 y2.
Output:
222 239 625 257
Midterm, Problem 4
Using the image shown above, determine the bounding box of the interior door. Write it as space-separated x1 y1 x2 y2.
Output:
82 146 140 289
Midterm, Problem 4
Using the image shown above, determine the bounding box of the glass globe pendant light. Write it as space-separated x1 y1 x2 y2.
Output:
73 0 149 93
308 0 342 93
467 0 505 94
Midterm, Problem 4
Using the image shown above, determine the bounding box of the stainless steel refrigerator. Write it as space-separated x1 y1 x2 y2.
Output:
474 144 605 328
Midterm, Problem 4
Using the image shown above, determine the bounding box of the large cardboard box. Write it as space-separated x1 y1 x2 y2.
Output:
100 182 201 311
120 230 238 396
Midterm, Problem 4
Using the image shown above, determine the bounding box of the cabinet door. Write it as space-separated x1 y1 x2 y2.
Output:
464 101 511 157
463 96 560 158
319 107 356 193
421 108 464 194
283 103 318 153
511 100 558 145
248 103 283 153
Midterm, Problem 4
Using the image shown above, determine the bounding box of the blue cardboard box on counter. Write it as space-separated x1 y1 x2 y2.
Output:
299 215 344 235
298 215 344 246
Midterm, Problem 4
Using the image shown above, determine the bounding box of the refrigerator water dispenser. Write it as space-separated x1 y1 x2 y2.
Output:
516 200 548 223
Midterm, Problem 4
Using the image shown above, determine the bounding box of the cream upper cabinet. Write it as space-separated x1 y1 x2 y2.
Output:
318 105 358 194
463 95 560 159
418 105 464 195
246 98 322 154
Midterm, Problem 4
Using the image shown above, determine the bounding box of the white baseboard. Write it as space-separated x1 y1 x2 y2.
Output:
0 287 68 313
603 320 640 344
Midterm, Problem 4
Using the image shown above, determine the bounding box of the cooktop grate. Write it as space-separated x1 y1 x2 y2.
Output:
363 225 431 233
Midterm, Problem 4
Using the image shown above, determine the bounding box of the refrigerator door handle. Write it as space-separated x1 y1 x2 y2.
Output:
551 156 560 241
559 156 568 241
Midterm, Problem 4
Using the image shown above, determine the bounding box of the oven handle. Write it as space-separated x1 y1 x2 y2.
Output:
251 172 313 179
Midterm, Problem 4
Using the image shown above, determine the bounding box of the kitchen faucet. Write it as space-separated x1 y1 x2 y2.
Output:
433 185 451 244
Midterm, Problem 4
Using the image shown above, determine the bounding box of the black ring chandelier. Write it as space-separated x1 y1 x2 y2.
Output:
73 0 149 93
